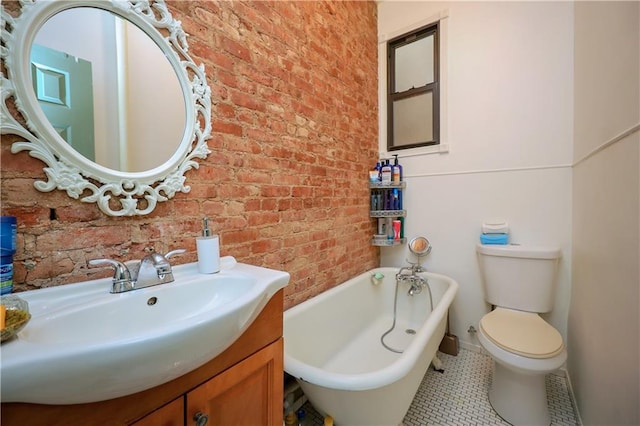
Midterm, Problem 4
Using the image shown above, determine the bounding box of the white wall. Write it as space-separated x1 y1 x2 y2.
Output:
124 19 185 172
377 1 574 347
570 2 639 424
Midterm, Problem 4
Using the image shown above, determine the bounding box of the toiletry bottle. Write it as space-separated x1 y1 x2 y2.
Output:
285 412 297 426
0 216 16 295
392 154 403 182
381 160 392 184
369 162 380 183
369 161 381 183
297 409 307 426
374 161 382 182
197 218 220 274
392 220 401 240
378 217 387 235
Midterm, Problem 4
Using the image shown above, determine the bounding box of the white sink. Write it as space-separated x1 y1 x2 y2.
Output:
0 257 289 404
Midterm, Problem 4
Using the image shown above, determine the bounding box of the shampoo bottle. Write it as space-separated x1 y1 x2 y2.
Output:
392 154 403 183
369 162 380 183
197 218 220 274
381 160 392 184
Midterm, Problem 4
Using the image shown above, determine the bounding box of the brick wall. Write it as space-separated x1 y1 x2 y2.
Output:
0 0 379 308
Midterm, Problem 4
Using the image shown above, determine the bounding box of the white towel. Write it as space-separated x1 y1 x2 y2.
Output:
482 221 509 234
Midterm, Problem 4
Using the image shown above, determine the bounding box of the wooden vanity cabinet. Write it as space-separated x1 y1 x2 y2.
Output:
1 290 285 426
132 398 184 426
132 339 283 426
185 338 282 426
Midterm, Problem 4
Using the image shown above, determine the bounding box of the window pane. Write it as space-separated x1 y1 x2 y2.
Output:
394 34 434 93
392 92 433 147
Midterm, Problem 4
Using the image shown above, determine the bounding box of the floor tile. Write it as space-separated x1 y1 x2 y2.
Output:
297 349 578 425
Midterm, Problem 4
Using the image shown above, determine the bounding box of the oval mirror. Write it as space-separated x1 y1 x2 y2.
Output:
1 0 212 216
408 236 432 257
32 7 186 172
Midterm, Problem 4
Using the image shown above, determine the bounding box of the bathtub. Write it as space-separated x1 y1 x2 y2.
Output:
284 267 459 425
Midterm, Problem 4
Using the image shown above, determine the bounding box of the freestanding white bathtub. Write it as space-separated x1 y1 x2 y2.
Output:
284 267 459 426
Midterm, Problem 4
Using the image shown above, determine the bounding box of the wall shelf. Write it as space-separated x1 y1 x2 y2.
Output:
370 179 406 245
370 210 406 218
371 237 406 247
369 182 406 189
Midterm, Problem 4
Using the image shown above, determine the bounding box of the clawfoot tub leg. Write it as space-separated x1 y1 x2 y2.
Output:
432 354 445 372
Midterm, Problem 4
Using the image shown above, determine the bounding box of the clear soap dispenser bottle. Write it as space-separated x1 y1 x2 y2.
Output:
197 218 220 274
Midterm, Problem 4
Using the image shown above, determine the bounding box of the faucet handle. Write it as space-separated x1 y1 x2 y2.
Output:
165 249 186 259
88 258 133 293
156 249 186 275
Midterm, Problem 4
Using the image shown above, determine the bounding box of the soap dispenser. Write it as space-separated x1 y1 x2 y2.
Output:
197 218 220 274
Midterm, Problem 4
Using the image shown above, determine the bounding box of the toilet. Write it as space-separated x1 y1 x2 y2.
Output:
476 244 566 426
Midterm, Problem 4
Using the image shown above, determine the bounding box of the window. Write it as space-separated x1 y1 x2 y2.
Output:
387 23 439 151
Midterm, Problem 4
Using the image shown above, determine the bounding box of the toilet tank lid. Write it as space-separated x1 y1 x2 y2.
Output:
476 243 561 259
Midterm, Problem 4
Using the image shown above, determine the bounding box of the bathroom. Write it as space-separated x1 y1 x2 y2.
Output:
0 0 638 425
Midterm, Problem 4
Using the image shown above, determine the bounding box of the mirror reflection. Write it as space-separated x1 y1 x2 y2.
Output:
409 236 432 256
32 7 186 172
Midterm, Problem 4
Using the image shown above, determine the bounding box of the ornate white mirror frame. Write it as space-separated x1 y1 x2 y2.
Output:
1 0 212 216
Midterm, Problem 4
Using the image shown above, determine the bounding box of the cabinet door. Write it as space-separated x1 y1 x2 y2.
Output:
186 338 283 426
130 397 184 426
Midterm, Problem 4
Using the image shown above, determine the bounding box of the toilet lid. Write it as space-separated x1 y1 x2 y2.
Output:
480 308 564 359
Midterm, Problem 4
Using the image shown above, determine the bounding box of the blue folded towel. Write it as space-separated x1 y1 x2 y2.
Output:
480 233 509 245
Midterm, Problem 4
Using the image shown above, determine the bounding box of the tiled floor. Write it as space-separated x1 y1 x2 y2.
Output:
299 348 579 425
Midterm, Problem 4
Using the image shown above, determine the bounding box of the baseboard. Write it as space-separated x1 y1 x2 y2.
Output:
459 340 485 354
564 369 584 426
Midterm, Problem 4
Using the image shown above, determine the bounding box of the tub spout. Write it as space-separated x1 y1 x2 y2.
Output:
406 275 427 296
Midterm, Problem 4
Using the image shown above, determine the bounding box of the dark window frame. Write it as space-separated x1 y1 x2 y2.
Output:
387 22 440 151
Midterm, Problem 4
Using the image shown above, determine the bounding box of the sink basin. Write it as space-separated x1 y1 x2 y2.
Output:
0 257 289 404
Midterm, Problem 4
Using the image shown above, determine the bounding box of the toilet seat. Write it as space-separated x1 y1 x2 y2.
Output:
480 308 563 359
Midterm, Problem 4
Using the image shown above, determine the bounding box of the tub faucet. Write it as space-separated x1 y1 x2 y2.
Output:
407 275 427 296
89 249 186 293
396 263 427 296
396 263 424 280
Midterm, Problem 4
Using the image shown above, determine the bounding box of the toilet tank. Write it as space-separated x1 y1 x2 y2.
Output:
476 244 561 313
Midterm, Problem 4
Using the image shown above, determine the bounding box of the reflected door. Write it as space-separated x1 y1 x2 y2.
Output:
31 44 95 161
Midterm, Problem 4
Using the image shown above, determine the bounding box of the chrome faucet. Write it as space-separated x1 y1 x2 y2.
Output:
407 275 428 296
396 236 433 296
396 265 428 296
89 249 186 293
396 263 424 278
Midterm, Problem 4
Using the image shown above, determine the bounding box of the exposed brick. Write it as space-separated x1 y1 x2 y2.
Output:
230 90 266 112
55 204 102 223
213 119 243 137
247 211 280 227
220 35 252 62
0 0 379 304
